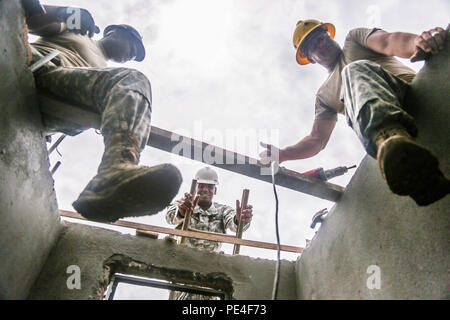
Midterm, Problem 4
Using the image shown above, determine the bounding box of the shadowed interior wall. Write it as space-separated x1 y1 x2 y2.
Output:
0 0 62 299
28 222 297 300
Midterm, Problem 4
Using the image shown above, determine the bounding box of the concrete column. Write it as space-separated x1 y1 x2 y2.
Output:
0 0 61 299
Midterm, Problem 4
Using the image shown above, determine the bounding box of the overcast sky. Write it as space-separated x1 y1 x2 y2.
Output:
41 0 449 270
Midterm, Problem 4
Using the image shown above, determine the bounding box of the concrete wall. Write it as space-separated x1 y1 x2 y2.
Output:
295 42 449 299
28 222 297 300
0 0 62 299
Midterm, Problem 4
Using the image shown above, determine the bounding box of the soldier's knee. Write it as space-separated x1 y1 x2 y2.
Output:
112 68 152 99
342 60 380 76
124 68 150 86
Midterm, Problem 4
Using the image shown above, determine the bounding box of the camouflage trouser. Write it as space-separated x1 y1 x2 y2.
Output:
31 48 152 151
342 60 417 158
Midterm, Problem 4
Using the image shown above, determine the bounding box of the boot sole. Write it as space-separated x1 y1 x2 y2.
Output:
382 139 449 205
410 176 450 206
73 164 182 222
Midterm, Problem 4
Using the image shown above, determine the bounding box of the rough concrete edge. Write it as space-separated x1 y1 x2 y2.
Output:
26 220 69 299
29 220 298 300
99 253 234 300
84 222 297 300
19 0 67 298
0 0 64 299
293 155 362 298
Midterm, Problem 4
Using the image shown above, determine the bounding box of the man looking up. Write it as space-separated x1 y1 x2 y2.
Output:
165 167 253 299
166 167 253 252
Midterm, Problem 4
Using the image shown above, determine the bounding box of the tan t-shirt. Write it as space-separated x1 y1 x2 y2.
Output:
314 27 417 121
31 30 108 68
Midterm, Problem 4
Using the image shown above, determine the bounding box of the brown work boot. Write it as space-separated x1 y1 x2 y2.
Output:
73 133 182 222
374 125 449 206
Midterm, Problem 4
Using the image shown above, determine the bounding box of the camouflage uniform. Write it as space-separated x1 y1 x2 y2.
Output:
166 202 249 252
30 46 152 151
29 39 182 223
165 202 250 300
342 60 417 158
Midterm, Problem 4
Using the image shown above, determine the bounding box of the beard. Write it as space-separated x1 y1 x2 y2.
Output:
197 197 212 209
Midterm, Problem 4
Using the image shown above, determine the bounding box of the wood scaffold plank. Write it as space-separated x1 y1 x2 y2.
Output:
59 210 303 254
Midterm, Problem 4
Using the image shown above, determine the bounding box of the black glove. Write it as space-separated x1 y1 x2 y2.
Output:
22 0 46 18
56 6 100 38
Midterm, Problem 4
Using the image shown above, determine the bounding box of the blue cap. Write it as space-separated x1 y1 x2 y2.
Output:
104 24 146 62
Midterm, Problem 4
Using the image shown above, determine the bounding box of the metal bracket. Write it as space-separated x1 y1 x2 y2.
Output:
310 208 328 229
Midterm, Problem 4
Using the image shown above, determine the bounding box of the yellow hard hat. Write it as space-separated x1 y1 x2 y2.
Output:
292 19 336 65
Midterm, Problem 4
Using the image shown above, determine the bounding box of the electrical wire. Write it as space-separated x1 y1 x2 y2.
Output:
271 161 281 300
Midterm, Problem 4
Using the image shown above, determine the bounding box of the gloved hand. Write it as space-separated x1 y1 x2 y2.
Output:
21 0 46 18
56 6 100 38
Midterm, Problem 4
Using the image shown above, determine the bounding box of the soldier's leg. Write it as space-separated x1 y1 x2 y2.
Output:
341 60 417 157
34 63 182 221
342 60 448 206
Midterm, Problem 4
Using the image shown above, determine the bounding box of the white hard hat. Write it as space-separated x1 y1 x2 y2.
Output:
194 167 219 185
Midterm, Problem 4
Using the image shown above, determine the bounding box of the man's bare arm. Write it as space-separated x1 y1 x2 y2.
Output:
260 119 336 163
280 119 336 162
367 28 447 62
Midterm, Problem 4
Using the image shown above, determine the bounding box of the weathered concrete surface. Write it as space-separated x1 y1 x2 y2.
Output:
295 42 449 299
0 0 61 299
28 222 297 300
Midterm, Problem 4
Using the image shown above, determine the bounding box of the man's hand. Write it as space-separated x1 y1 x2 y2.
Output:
410 27 447 62
56 7 100 37
235 200 253 225
259 142 285 164
177 193 199 217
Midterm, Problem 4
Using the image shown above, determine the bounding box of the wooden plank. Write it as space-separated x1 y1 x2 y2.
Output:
59 210 303 254
186 227 237 239
136 229 159 239
233 189 250 255
180 179 197 244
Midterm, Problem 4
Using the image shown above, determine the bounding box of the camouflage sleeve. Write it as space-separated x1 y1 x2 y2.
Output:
165 204 184 226
222 205 251 233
